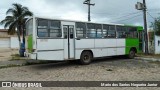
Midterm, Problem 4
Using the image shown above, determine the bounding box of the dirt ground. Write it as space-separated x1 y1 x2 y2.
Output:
0 57 160 90
0 48 18 61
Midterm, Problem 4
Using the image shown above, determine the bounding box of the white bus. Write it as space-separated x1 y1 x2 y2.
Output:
25 16 143 65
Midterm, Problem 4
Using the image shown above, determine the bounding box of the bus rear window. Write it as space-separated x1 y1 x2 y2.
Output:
26 19 33 36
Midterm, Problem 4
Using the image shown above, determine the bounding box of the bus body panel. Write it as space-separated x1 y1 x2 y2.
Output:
37 51 64 60
36 39 64 60
125 38 139 54
25 17 143 61
75 50 83 59
74 39 125 59
116 39 126 55
94 39 117 57
75 39 95 49
37 39 64 51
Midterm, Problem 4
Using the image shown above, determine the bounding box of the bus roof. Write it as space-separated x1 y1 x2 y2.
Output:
28 16 143 28
124 24 143 31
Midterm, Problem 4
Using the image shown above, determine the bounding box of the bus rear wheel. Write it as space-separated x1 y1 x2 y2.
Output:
128 49 135 59
79 51 93 65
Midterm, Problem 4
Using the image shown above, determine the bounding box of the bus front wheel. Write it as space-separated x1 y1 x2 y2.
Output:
79 51 93 65
128 49 135 59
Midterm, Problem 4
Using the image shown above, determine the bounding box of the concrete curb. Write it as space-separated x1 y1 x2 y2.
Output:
135 57 160 62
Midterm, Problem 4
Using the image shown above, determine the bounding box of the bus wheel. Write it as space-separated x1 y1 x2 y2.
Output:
128 49 135 59
79 51 93 65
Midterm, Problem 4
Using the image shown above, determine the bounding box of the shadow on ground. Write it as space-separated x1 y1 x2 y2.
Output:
28 56 156 70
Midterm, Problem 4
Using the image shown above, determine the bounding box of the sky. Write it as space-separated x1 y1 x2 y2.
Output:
0 0 160 29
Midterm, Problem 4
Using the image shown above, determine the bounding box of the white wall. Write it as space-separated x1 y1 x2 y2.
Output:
10 37 20 49
0 38 10 48
155 35 160 54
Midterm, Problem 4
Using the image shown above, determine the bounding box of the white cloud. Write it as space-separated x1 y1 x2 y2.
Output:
0 0 160 29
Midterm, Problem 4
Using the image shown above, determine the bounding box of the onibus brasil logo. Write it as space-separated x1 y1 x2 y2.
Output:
2 82 42 87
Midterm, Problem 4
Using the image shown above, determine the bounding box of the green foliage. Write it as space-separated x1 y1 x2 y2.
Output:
150 17 160 36
0 3 33 36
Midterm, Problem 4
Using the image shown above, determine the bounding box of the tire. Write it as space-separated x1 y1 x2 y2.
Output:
128 50 135 59
79 51 93 65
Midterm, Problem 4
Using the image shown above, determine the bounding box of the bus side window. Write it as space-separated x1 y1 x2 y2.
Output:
76 22 86 38
50 20 62 38
103 24 109 38
37 19 49 37
87 23 96 38
117 26 127 38
95 24 102 38
108 25 116 38
126 27 137 38
138 31 143 42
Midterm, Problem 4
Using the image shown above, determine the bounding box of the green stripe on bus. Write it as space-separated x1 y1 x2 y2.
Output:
125 38 139 54
28 35 33 53
137 26 143 31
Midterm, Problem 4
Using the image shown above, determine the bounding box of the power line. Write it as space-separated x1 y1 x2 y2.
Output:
147 11 156 20
92 11 141 15
91 11 142 23
111 13 142 23
148 9 160 11
109 11 142 21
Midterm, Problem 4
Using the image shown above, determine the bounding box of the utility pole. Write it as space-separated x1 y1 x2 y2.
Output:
135 0 148 54
83 0 95 21
154 19 157 54
143 0 149 54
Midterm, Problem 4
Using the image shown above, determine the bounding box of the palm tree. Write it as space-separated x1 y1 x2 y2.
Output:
0 3 33 54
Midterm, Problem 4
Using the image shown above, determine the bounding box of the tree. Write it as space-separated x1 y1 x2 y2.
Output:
0 3 33 48
151 17 160 35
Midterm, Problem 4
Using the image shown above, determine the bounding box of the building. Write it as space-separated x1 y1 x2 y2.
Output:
0 29 19 49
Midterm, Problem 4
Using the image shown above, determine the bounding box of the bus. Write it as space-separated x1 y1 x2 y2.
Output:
25 16 143 65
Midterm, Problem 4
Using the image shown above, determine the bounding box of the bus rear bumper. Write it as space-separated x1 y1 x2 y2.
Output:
24 52 37 60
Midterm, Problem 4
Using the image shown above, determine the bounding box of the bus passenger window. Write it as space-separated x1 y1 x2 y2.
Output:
103 24 109 38
87 23 96 38
126 27 138 38
50 20 62 38
107 25 116 38
95 24 102 38
117 26 127 38
37 19 49 37
76 22 86 38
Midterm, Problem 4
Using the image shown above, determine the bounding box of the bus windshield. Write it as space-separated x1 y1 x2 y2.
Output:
26 18 33 36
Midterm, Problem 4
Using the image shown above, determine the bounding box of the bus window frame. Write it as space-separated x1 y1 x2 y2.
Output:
126 27 138 38
75 22 87 39
37 18 62 39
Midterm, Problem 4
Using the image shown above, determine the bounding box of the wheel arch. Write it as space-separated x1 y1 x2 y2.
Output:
130 47 137 53
81 49 94 58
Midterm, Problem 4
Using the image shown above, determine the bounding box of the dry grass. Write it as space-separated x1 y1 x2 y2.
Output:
10 54 27 61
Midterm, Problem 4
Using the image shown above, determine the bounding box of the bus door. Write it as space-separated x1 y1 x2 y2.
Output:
63 25 75 59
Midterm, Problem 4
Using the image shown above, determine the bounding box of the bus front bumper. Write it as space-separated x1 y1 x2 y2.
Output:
24 52 37 60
